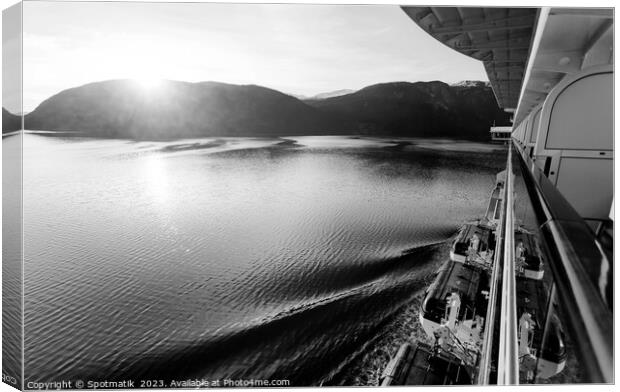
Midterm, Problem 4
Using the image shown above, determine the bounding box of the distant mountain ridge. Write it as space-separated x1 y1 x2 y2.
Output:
25 80 347 140
308 89 356 100
450 80 491 88
18 79 510 140
305 80 509 139
2 108 21 133
289 89 356 101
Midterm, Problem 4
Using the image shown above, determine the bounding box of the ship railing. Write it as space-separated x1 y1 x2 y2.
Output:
496 146 520 384
477 145 520 384
477 140 612 384
512 140 613 383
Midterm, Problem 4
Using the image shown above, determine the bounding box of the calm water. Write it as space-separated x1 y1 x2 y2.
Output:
14 134 505 385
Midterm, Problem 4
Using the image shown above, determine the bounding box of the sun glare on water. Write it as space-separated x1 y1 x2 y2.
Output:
143 154 170 205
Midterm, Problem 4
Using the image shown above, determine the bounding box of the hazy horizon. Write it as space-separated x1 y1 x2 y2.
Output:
18 2 489 114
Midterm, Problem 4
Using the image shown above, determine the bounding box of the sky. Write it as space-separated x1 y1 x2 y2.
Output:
18 1 488 113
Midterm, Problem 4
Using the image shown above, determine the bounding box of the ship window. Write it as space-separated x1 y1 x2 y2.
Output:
530 109 541 144
555 157 613 221
543 157 552 177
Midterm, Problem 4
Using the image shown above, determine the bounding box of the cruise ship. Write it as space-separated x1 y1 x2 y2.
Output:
381 6 613 385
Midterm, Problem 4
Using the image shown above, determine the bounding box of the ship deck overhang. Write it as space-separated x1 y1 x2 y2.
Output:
401 7 538 111
511 8 613 125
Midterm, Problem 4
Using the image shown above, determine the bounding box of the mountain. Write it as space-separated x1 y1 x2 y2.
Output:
451 80 490 88
2 108 21 133
25 80 347 140
288 93 309 100
305 81 510 140
24 79 509 140
308 89 356 100
288 89 356 101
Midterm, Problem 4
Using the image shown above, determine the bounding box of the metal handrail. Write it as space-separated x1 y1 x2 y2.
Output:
477 169 507 384
496 146 520 385
513 141 613 383
477 221 503 384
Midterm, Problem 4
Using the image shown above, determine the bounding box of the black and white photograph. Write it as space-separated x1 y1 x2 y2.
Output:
1 0 615 389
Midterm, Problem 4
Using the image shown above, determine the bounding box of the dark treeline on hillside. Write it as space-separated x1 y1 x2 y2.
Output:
10 79 510 140
305 80 510 140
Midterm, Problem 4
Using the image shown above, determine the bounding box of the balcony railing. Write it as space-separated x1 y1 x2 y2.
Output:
512 141 613 383
477 141 612 384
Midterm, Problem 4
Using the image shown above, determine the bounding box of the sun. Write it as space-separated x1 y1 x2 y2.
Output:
134 77 164 91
